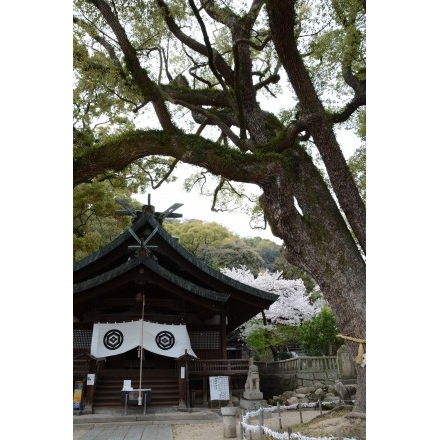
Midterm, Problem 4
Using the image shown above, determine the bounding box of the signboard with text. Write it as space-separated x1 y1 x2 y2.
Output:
209 376 229 401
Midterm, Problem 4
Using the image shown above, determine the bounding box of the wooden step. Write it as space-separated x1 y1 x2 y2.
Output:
93 371 179 407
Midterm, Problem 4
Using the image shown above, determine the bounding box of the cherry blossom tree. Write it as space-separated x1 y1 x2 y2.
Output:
221 266 322 356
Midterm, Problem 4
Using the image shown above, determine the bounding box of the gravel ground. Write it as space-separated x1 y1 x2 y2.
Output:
172 408 325 439
73 409 326 440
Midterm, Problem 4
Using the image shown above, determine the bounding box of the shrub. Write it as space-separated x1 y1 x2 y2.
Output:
296 305 344 355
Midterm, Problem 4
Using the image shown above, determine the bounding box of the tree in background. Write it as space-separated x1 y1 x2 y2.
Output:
243 237 280 272
163 219 231 254
348 144 366 204
164 219 264 272
165 219 321 280
73 180 136 262
73 0 366 411
197 238 263 274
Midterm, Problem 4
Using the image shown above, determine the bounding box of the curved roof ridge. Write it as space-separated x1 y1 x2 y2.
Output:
73 213 277 303
74 254 230 303
148 216 278 302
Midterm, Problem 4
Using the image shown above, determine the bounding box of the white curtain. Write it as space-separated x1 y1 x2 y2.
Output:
90 320 197 359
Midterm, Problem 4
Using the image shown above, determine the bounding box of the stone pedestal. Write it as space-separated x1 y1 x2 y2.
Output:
239 398 268 410
221 406 238 438
243 391 263 400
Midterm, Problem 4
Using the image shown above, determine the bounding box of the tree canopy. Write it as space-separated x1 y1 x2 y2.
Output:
73 0 366 412
73 180 137 261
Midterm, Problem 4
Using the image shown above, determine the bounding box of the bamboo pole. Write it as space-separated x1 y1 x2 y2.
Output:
277 401 282 429
138 293 145 405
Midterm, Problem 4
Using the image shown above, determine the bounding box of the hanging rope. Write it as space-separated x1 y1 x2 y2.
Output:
337 334 366 364
138 293 145 405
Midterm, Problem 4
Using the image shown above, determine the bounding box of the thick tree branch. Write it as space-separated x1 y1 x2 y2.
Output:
73 130 270 187
74 16 127 78
234 35 271 52
273 120 309 153
330 90 365 124
187 0 232 106
169 98 243 148
266 0 366 254
156 0 235 86
138 158 180 190
88 0 175 130
161 85 231 108
254 73 281 92
202 0 265 29
232 35 272 140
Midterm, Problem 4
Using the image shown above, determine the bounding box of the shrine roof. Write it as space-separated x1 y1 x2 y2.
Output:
73 209 278 330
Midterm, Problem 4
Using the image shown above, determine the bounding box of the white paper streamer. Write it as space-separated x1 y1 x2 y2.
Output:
241 403 357 440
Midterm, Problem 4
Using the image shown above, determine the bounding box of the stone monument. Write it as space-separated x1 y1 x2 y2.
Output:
240 364 267 410
336 344 357 380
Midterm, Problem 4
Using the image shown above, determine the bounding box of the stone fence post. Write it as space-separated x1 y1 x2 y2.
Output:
221 406 238 438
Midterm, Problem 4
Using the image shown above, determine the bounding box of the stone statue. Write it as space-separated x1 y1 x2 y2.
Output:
241 364 265 408
335 380 352 404
245 365 260 394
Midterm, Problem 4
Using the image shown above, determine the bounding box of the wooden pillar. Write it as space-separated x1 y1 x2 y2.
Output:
83 357 101 412
82 357 93 411
203 377 208 405
220 306 227 359
82 358 92 411
177 358 187 409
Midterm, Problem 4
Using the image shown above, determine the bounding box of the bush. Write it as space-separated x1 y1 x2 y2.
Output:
296 305 344 355
277 351 294 360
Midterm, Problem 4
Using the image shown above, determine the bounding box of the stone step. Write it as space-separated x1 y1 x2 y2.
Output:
73 407 221 425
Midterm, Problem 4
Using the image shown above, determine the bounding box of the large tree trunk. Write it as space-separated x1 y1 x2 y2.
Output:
263 0 366 412
260 156 366 413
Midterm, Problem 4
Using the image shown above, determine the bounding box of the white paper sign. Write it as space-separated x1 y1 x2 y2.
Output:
209 376 229 401
122 380 133 391
87 374 95 385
